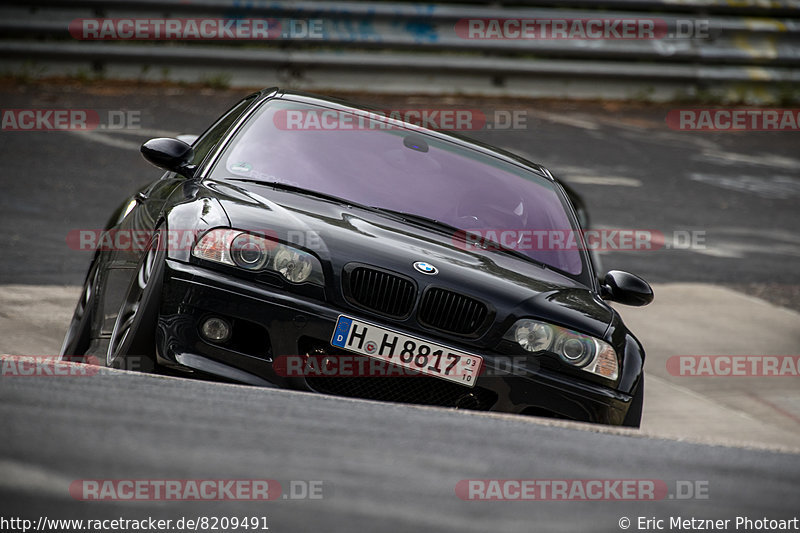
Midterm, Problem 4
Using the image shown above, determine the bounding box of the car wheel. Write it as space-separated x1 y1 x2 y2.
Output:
622 375 644 428
60 259 99 360
106 231 165 372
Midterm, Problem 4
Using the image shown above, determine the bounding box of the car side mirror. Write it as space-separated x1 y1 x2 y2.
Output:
601 270 654 307
141 138 197 178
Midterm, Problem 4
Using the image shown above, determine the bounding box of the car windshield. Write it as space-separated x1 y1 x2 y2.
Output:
209 99 585 277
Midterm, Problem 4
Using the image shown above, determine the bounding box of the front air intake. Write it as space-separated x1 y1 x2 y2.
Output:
418 288 489 336
344 266 417 318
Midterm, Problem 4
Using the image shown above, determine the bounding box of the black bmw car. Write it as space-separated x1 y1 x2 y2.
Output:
61 88 653 427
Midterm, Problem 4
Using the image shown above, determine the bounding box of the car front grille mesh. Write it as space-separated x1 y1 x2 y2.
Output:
307 371 497 411
346 267 416 318
418 288 488 335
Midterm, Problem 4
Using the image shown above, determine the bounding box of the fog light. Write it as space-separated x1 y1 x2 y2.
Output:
200 317 231 343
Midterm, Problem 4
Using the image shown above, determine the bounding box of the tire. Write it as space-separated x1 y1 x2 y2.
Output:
622 375 644 428
60 260 99 360
106 231 165 372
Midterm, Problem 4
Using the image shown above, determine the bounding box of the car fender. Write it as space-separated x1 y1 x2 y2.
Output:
162 187 231 263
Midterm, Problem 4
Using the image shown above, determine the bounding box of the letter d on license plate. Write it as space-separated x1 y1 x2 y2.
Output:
331 315 483 387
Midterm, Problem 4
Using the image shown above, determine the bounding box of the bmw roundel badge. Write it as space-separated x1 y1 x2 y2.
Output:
413 261 438 275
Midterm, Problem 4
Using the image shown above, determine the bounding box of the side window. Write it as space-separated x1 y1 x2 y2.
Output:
190 95 258 168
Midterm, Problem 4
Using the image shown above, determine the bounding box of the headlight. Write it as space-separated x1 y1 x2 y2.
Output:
503 318 618 380
192 228 324 285
514 321 554 352
231 233 271 270
273 246 315 283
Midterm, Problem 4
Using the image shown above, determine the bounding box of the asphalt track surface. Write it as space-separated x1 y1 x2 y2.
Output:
1 82 799 531
2 363 800 533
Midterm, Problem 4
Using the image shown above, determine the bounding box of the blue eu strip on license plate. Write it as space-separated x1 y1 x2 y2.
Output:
331 316 353 348
330 315 483 387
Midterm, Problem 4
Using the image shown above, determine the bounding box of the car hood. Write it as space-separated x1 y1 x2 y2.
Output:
205 179 613 340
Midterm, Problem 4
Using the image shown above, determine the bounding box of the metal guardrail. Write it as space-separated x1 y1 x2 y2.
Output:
10 0 800 16
1 0 799 101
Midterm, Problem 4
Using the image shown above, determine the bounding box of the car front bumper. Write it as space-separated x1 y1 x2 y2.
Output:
156 260 633 425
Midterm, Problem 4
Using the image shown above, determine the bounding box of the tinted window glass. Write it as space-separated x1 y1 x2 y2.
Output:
191 95 256 167
210 99 584 277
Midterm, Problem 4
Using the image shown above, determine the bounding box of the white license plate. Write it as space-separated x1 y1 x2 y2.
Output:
330 315 483 387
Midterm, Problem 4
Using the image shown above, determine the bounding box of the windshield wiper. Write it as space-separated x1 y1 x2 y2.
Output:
225 178 360 207
371 208 550 270
371 208 460 235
